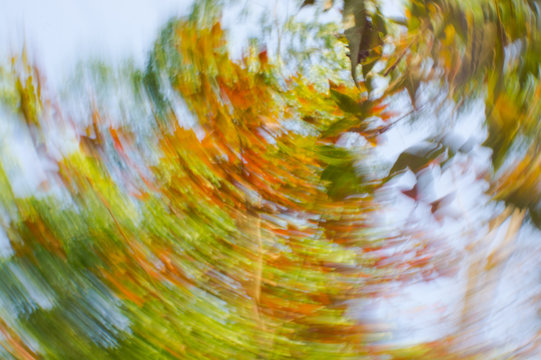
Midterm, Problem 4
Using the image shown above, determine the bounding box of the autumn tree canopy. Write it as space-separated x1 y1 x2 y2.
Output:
0 0 540 358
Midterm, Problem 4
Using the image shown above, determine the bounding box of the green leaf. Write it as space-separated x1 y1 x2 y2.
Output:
321 161 363 200
388 142 445 177
343 0 366 86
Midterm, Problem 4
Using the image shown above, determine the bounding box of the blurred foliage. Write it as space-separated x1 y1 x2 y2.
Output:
0 0 540 359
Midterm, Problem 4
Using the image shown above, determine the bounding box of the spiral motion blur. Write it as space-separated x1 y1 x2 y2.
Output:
0 0 541 359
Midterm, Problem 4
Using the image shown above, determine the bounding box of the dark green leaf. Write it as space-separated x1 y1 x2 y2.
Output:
388 142 445 177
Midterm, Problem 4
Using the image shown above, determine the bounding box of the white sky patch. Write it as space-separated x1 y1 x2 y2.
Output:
0 227 13 258
0 0 191 88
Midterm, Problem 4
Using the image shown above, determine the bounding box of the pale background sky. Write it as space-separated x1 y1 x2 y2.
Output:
0 0 191 86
